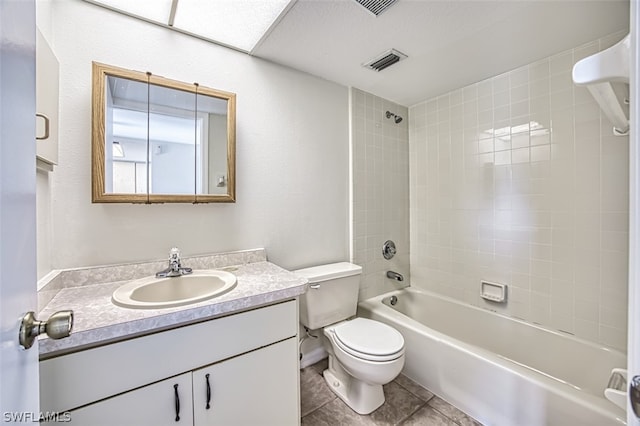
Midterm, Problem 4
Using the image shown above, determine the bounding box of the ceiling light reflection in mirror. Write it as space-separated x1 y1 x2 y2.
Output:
85 0 295 52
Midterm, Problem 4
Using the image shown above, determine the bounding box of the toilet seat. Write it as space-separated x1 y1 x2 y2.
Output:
331 318 404 362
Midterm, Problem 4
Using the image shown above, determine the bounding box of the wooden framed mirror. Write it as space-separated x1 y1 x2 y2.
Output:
92 62 236 203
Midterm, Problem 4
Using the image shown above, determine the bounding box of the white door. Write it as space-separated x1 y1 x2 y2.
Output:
192 338 299 426
63 373 194 426
631 1 640 424
0 0 40 421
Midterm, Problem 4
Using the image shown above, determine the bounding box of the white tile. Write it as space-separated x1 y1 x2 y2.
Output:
574 86 594 105
511 84 529 104
575 280 600 302
530 79 550 99
602 212 629 232
550 71 572 93
477 80 492 98
511 147 529 164
531 144 550 162
437 94 451 110
450 89 463 105
530 96 550 118
463 84 478 102
599 324 626 352
575 300 599 322
494 90 510 108
550 51 574 75
601 306 627 330
478 110 493 126
574 102 600 124
602 230 628 253
550 312 574 334
510 67 529 88
550 89 573 111
494 135 511 152
426 99 438 114
495 150 511 166
511 104 530 122
493 74 510 94
477 95 493 112
574 319 599 342
529 59 550 81
494 106 510 122
405 34 628 351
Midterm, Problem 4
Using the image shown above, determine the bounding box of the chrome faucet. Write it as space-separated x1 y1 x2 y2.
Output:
386 271 404 281
156 247 193 278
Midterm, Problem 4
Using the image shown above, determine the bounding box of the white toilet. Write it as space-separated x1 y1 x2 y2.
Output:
295 262 405 415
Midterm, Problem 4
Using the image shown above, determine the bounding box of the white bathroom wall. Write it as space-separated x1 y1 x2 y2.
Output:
409 32 629 351
36 170 53 280
38 1 350 273
351 88 410 301
299 88 410 366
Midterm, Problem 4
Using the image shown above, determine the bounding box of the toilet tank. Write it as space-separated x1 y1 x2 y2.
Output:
295 262 362 330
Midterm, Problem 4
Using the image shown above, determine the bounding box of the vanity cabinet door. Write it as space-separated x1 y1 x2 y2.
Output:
61 373 193 426
193 337 300 426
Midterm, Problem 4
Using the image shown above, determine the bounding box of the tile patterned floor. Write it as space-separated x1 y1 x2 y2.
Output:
300 359 482 426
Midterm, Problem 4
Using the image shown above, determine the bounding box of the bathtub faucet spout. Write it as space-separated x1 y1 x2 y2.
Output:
386 271 404 281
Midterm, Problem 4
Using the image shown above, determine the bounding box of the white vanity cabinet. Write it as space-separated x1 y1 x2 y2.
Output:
40 300 300 426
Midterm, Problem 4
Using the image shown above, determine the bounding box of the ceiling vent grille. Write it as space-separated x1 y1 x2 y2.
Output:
354 0 398 16
363 49 408 72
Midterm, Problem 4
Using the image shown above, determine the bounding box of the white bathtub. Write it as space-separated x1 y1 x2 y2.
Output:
358 287 627 426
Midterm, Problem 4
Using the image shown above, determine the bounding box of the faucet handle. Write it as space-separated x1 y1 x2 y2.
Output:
169 247 181 260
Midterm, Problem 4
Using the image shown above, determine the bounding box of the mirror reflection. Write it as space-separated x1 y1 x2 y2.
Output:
92 62 236 203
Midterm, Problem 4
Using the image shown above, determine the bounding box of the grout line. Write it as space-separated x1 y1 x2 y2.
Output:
427 399 483 426
301 394 337 421
395 400 428 426
393 377 436 403
428 404 464 426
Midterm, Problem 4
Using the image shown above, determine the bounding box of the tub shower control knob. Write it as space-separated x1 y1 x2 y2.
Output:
382 240 397 260
19 310 74 350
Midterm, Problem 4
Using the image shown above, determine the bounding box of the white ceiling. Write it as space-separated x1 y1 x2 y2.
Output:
253 0 630 106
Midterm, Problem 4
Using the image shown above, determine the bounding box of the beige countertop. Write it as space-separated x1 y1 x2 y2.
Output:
38 250 307 358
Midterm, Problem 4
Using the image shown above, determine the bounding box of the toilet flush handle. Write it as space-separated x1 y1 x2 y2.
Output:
309 284 321 290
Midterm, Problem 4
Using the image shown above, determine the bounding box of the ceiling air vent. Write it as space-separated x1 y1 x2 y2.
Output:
354 0 398 16
363 49 407 72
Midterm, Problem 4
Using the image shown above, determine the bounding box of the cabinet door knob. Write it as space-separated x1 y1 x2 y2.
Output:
173 383 180 421
36 113 50 140
205 373 212 409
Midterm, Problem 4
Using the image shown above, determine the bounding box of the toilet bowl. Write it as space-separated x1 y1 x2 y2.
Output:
322 318 405 414
295 262 406 414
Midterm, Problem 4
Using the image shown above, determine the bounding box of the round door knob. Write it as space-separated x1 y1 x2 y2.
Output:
19 310 74 350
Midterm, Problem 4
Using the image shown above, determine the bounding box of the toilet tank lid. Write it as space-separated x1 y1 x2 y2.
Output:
294 262 362 284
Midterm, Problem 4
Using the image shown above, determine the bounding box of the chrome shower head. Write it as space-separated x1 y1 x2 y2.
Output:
385 110 403 124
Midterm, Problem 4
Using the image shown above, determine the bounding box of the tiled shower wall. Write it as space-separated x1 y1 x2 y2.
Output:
351 88 410 301
409 31 629 351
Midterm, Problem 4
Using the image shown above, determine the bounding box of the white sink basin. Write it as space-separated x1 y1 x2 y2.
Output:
112 270 237 309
